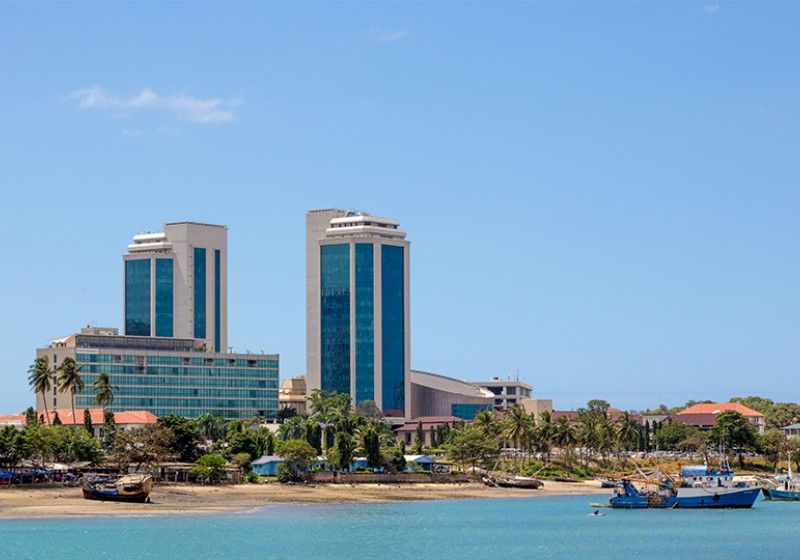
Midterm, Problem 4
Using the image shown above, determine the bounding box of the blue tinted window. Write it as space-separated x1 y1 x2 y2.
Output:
355 243 374 404
155 258 174 337
320 244 350 395
451 403 491 420
125 259 151 336
214 249 221 352
381 245 405 416
194 248 206 339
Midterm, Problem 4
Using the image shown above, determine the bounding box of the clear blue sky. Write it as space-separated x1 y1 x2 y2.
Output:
2 2 797 414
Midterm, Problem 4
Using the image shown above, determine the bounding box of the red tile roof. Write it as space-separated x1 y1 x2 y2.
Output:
41 409 158 426
678 403 763 417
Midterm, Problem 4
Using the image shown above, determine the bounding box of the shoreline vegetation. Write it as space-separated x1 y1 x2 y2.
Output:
0 480 608 519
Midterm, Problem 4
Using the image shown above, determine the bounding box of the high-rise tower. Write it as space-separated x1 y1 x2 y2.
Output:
306 209 410 418
124 222 227 352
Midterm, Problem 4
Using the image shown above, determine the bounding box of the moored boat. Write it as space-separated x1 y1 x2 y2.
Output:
602 465 759 509
492 475 543 489
760 455 800 501
81 474 153 503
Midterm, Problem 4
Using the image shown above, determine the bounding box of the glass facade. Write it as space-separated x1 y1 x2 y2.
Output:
354 243 374 404
451 403 491 420
320 244 350 395
381 245 405 416
74 351 279 419
125 259 151 336
155 258 174 337
194 248 206 339
214 249 221 352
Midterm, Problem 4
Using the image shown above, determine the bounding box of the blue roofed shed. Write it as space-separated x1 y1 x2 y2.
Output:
251 455 285 476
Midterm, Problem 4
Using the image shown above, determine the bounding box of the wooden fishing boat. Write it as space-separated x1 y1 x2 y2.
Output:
82 474 153 503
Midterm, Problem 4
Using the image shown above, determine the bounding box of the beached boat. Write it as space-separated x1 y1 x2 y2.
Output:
601 465 759 509
492 475 543 489
81 474 153 503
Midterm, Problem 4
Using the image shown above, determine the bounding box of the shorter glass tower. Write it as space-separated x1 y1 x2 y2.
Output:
124 222 227 352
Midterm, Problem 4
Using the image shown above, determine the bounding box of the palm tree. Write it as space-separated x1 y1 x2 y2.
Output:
92 372 116 414
613 412 640 462
554 416 577 469
536 410 555 464
503 404 532 472
27 356 53 426
57 357 84 427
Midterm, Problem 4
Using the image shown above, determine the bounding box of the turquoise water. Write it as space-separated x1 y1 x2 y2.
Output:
2 495 799 559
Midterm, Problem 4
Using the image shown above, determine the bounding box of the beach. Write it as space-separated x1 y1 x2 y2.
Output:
0 479 608 518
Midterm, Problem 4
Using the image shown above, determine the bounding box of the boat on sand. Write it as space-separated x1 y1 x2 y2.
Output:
81 474 153 503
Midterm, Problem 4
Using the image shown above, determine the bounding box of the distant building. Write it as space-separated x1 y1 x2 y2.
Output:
394 416 462 447
306 209 410 418
42 408 158 439
675 402 765 434
781 424 800 440
124 222 227 353
519 398 553 419
475 377 533 411
279 376 308 416
0 415 26 430
409 370 493 420
39 327 279 420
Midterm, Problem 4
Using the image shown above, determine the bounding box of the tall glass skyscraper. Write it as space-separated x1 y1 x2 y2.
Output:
306 210 410 418
124 222 227 353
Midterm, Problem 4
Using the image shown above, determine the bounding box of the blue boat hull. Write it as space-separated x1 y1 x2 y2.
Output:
762 488 800 501
609 486 761 509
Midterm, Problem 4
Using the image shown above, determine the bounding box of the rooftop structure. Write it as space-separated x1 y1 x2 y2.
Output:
475 377 533 411
677 402 764 434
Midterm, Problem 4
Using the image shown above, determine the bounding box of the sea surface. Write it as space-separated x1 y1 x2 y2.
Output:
2 494 798 560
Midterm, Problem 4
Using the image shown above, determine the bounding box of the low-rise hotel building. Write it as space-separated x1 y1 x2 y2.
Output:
38 326 279 420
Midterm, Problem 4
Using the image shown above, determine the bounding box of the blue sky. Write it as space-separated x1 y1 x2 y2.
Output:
1 2 797 414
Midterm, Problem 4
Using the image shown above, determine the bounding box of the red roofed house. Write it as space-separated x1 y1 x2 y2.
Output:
676 403 765 434
42 408 159 439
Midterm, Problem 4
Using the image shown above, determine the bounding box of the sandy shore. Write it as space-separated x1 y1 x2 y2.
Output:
0 480 608 518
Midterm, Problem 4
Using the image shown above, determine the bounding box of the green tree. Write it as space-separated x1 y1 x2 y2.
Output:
503 405 531 471
331 431 355 471
92 372 116 413
708 410 758 468
758 429 789 470
612 412 640 461
535 410 556 463
275 439 317 481
56 356 84 427
729 396 774 415
83 408 93 435
0 426 23 467
412 421 424 454
103 409 117 450
52 411 63 426
276 407 298 423
28 356 54 426
195 413 228 442
652 420 699 451
112 424 175 472
766 403 800 430
554 416 577 468
157 415 202 462
390 441 407 472
446 424 498 471
191 454 228 483
358 424 382 470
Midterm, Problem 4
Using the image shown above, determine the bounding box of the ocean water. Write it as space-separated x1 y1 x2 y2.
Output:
2 495 799 560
